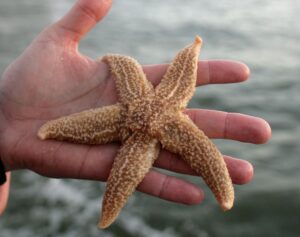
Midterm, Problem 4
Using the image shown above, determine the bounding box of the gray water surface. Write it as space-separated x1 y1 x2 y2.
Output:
0 0 300 236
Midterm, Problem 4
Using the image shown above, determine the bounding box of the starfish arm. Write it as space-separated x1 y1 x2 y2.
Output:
154 113 234 211
38 104 122 144
155 36 202 109
102 54 154 105
99 133 160 229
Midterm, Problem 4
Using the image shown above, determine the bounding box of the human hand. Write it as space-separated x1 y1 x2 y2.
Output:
0 172 10 215
0 0 271 209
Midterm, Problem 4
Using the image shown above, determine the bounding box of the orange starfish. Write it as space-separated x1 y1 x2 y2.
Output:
38 36 234 228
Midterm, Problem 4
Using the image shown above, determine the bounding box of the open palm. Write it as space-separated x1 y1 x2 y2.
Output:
0 0 271 212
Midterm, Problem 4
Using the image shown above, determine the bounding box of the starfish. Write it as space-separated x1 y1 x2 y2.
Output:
38 36 234 228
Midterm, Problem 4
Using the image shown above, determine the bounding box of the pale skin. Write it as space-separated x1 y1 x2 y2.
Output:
0 0 271 215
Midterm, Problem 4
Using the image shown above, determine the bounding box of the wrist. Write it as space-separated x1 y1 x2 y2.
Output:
0 156 7 185
0 172 11 215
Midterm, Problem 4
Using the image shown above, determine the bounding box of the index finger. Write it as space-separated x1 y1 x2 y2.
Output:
143 60 250 86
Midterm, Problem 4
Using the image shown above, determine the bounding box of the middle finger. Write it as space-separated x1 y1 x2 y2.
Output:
185 109 271 144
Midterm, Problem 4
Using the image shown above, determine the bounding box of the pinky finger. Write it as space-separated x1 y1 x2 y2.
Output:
225 156 254 185
137 169 204 205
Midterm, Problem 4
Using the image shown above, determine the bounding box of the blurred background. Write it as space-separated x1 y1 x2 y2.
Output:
0 0 300 236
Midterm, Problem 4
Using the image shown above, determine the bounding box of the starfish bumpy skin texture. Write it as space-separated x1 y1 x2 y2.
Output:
38 36 234 228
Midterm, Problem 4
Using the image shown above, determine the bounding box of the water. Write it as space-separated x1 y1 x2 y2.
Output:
0 0 299 236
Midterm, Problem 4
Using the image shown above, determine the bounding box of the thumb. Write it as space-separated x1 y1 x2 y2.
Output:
54 0 112 42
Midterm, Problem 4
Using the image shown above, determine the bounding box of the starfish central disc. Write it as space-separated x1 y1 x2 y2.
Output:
125 97 165 134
